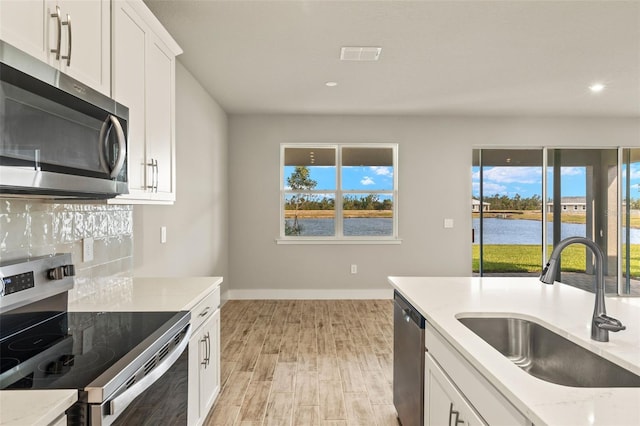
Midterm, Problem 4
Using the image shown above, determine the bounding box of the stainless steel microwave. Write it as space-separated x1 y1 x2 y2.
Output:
0 41 128 199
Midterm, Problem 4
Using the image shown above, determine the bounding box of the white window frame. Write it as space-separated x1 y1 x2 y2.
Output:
277 143 400 244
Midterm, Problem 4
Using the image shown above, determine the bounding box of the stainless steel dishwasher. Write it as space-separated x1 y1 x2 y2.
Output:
393 290 425 426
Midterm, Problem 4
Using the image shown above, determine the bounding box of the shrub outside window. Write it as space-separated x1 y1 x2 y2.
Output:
280 144 398 241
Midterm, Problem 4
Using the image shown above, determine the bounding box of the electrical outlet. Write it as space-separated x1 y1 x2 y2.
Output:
83 238 94 262
351 264 358 274
161 226 167 244
444 218 454 228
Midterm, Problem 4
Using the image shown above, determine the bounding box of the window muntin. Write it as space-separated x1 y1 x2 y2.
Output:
281 144 398 240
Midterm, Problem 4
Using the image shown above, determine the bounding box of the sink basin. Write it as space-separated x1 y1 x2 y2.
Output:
458 316 640 387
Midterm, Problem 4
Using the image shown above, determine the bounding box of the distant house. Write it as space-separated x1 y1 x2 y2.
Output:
472 199 490 212
547 197 586 213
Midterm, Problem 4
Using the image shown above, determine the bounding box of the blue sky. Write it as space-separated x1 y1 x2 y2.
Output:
284 165 394 191
472 164 640 199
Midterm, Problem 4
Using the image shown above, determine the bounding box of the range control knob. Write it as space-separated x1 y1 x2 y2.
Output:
47 264 76 280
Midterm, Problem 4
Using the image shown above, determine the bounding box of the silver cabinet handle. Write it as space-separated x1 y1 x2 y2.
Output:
98 115 127 178
448 403 464 426
146 159 154 190
206 332 211 366
154 159 159 192
146 159 159 191
199 307 211 317
61 13 71 66
200 334 209 367
50 6 62 60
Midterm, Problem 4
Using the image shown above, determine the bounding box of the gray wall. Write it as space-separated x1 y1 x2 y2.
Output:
228 115 640 298
133 62 229 292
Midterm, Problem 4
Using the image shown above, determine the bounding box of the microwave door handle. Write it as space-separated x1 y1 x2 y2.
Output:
109 116 127 178
98 116 111 174
106 325 191 420
99 115 127 179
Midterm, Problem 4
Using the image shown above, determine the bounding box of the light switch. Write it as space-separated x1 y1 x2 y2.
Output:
161 226 167 243
444 218 454 229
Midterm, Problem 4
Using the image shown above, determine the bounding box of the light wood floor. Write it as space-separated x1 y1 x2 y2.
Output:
204 299 399 426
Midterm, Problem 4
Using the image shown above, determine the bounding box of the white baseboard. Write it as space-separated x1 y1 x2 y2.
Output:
224 288 393 300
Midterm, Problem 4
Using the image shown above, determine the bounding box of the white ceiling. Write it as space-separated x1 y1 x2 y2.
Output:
144 0 640 117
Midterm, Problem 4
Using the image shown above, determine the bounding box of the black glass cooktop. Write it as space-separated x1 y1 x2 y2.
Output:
0 311 181 391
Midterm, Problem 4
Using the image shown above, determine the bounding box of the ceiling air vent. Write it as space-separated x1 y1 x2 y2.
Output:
340 46 382 61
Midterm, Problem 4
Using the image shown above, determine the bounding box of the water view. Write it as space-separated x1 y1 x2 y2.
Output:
286 218 393 236
473 218 640 244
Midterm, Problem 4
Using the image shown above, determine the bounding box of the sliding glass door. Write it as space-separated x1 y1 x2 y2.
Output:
472 149 544 276
473 147 638 296
546 149 618 293
622 148 640 295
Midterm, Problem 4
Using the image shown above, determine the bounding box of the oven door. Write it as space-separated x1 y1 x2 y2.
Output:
87 323 191 426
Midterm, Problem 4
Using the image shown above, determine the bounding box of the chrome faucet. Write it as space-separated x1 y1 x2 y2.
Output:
540 236 625 342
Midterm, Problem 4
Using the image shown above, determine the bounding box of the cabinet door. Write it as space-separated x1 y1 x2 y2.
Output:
200 309 221 414
0 0 48 62
51 0 110 95
145 35 175 200
188 310 221 426
188 325 205 425
425 353 485 426
112 1 147 195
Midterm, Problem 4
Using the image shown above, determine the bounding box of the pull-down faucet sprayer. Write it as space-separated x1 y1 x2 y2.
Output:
540 236 625 342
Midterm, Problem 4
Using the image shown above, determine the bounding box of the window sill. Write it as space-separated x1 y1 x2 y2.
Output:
275 238 402 245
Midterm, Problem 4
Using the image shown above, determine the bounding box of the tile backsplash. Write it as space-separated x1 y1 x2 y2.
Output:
0 199 133 302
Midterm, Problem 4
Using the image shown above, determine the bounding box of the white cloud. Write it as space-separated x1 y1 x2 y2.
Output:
482 167 541 184
630 164 640 180
560 167 584 176
361 176 375 185
370 166 393 177
472 181 507 195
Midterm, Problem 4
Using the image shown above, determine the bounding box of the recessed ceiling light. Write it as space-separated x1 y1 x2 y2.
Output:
589 83 606 93
325 81 338 87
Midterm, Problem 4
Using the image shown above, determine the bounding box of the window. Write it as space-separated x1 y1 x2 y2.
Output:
473 147 639 296
280 144 398 242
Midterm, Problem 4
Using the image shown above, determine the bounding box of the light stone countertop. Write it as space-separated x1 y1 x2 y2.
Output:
69 276 223 312
0 390 77 425
388 276 640 426
0 277 223 425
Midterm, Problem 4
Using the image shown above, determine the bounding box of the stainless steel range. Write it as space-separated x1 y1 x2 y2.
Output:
0 254 191 425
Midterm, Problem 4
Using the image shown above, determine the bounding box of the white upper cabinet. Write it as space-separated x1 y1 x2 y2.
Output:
0 0 111 95
111 0 181 204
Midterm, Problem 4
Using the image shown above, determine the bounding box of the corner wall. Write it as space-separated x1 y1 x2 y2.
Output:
133 62 229 292
228 115 640 298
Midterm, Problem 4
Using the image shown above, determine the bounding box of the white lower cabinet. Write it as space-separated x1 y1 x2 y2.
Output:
425 326 530 426
425 352 484 426
188 287 221 426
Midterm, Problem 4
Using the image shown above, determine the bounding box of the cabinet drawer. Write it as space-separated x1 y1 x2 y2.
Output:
426 326 527 426
191 286 220 332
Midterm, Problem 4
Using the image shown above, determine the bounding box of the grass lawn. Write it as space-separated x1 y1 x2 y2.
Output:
473 244 640 279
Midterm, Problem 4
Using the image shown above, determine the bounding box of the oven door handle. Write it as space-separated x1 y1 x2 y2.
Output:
105 324 191 422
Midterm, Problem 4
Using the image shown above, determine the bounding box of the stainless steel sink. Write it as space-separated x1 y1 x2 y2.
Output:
458 316 640 387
